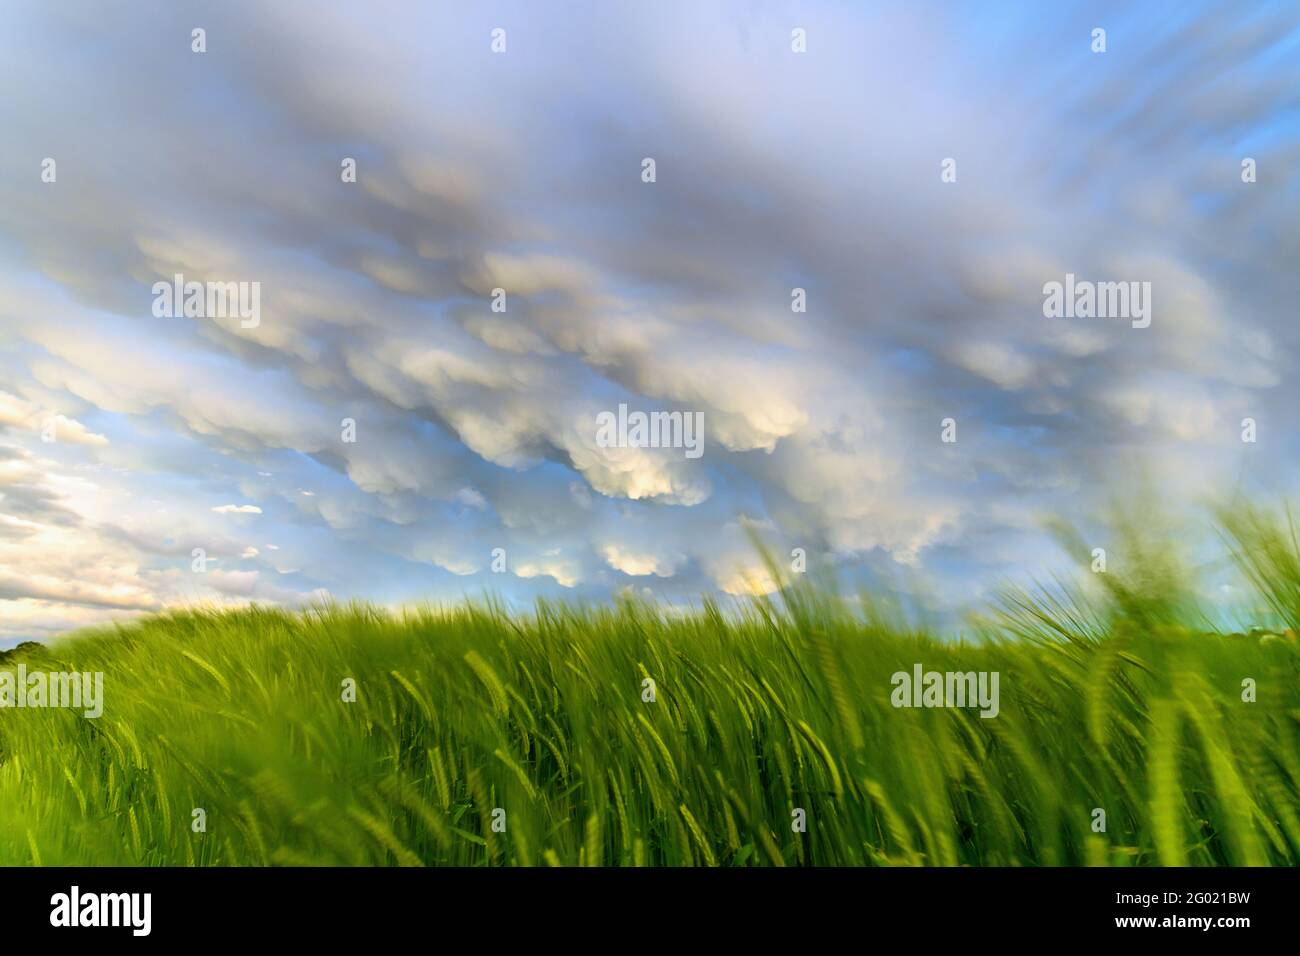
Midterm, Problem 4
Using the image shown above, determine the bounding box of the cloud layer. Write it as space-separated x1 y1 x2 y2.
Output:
2 1 1299 642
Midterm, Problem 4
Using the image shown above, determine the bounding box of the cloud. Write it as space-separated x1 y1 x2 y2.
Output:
0 391 108 445
602 544 685 578
0 0 1298 639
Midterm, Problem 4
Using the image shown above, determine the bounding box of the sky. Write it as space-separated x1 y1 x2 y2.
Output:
2 1 1299 644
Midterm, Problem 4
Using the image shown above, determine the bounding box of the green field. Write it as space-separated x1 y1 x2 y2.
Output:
1 509 1298 867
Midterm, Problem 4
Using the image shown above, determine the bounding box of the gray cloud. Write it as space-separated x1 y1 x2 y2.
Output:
1 0 1298 638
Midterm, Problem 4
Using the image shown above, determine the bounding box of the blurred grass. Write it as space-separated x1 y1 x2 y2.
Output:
0 506 1297 866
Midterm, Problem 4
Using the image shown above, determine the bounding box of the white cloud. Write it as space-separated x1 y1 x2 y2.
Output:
602 544 684 577
1 0 1296 639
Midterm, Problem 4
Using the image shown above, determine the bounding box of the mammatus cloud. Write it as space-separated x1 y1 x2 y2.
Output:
1 1 1298 641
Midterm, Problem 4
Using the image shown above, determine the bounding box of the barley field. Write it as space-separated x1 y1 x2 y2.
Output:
1 508 1297 866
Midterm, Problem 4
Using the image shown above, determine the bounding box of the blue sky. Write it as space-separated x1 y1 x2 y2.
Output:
2 1 1299 643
